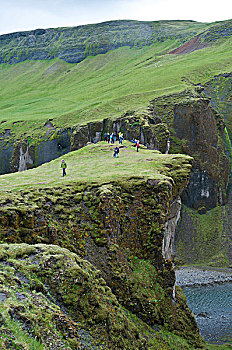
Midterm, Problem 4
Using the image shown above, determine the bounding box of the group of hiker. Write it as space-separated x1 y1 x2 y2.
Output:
104 131 124 145
60 132 140 176
109 132 139 158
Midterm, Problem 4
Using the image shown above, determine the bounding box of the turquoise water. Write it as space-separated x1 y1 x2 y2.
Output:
183 282 232 344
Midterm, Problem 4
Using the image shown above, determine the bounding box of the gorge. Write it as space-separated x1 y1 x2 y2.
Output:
0 18 232 349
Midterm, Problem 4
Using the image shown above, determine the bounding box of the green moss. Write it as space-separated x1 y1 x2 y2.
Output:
175 204 231 267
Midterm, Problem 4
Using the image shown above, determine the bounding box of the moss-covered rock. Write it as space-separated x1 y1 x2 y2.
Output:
0 243 207 349
0 243 147 349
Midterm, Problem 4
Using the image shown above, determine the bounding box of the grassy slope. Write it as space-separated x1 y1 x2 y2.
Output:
0 141 191 193
0 30 232 139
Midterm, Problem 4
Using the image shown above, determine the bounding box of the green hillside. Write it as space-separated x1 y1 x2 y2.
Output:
0 21 232 140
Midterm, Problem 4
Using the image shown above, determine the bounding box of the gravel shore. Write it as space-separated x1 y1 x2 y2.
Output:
175 266 232 287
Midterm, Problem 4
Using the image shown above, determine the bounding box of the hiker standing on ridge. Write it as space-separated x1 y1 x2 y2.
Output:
61 159 67 177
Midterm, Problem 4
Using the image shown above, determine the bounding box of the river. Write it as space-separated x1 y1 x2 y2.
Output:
176 267 232 344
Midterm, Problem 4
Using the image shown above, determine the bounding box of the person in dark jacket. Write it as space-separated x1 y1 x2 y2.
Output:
113 146 119 158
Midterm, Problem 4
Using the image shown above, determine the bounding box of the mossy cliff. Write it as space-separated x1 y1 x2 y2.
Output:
174 197 232 267
150 89 230 212
174 75 232 267
0 243 205 350
203 73 232 156
0 146 206 348
0 127 72 175
71 113 170 153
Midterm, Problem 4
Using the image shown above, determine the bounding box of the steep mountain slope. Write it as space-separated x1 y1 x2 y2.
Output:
0 20 210 64
0 27 232 140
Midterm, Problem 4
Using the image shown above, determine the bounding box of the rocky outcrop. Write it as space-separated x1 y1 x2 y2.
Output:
2 89 229 215
0 114 169 175
1 88 229 216
0 154 205 348
71 114 169 153
2 128 72 174
203 72 232 160
173 100 229 210
0 138 13 174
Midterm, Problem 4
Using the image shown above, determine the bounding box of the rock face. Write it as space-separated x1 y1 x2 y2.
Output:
71 114 170 153
174 201 232 267
173 100 229 211
174 76 232 267
1 128 72 174
163 196 182 261
203 73 232 149
151 90 230 212
0 138 13 174
0 158 206 348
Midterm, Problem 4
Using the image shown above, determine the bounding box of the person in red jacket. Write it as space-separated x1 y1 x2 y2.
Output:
136 140 139 152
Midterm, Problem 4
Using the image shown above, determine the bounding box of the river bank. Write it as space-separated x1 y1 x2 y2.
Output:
175 266 232 287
